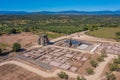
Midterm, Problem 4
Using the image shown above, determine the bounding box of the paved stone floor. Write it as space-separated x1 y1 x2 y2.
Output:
22 46 88 72
20 39 120 73
95 43 120 55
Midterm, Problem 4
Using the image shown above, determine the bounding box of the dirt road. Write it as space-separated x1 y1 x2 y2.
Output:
86 54 117 80
72 31 120 44
53 31 119 43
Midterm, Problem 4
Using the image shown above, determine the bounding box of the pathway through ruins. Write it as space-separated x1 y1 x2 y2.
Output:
0 54 117 80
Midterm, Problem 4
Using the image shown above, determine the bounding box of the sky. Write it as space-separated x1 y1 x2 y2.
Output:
0 0 120 12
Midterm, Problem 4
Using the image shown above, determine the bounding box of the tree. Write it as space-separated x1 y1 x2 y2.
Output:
24 27 30 32
115 32 120 42
76 75 86 80
12 43 21 52
97 53 107 62
115 36 120 42
88 26 94 31
106 72 116 80
58 71 68 80
90 60 98 67
86 67 94 75
116 32 120 37
8 28 17 34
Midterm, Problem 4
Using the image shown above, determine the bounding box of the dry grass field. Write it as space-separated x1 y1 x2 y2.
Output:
0 64 43 80
0 32 64 49
0 32 38 48
0 64 74 80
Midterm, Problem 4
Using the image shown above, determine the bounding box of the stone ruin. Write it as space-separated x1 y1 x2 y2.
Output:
37 34 50 46
67 38 72 47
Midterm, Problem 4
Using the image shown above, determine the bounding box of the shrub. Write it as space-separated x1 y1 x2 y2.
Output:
113 58 120 64
58 71 68 80
118 54 120 59
116 32 120 36
113 55 120 64
12 43 21 52
86 67 94 75
101 52 107 57
97 56 104 62
76 75 86 80
106 72 116 80
90 60 98 67
24 27 30 32
109 63 119 71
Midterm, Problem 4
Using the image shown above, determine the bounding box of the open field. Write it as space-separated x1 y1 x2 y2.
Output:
0 32 64 49
0 32 38 48
44 32 64 38
0 64 74 80
0 64 43 80
86 27 120 39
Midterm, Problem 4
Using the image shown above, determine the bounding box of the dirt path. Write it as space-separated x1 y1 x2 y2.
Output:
0 60 79 78
86 54 117 80
72 31 120 44
50 31 120 45
0 54 117 80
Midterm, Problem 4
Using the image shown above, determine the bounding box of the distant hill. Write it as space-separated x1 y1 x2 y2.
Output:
0 11 29 15
0 10 120 15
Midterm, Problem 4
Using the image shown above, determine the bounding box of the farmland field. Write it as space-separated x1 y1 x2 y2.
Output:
86 27 120 39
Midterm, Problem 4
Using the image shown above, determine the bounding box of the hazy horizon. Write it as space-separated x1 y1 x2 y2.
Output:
0 10 120 12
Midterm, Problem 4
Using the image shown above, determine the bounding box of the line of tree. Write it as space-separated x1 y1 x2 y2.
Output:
58 71 86 80
0 15 120 35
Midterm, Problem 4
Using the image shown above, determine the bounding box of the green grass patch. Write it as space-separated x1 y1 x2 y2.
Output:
35 31 65 38
46 32 65 38
47 33 64 38
86 27 120 39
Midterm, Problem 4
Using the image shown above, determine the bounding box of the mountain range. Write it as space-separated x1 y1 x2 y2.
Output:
0 10 120 15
